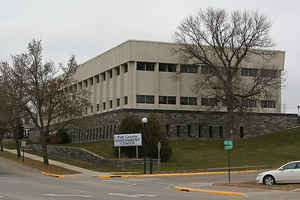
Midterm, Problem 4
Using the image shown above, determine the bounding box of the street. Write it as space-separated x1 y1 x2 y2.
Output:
1 157 300 200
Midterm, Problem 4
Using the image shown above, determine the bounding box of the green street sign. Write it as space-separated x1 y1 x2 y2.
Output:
224 141 232 146
224 146 232 150
224 140 233 150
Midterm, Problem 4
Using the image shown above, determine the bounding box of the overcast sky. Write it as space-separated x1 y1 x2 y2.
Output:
1 0 299 114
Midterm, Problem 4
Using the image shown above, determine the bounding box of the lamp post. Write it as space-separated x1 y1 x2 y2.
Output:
142 117 148 174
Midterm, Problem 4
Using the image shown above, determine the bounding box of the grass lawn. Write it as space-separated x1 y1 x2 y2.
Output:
3 126 300 173
61 126 300 172
0 150 78 175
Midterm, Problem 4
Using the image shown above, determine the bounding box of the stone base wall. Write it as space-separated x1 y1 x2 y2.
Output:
66 109 298 143
30 144 147 167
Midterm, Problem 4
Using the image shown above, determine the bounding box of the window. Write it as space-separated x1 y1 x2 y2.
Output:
85 107 88 114
282 162 297 170
201 65 215 75
90 78 93 86
159 96 176 105
73 84 77 91
90 106 93 113
103 102 106 110
116 98 120 107
198 125 202 138
180 97 188 105
187 125 191 137
79 82 82 90
159 63 176 72
96 104 100 112
101 72 106 81
180 97 197 105
136 95 155 104
109 70 113 79
166 125 170 136
123 63 128 73
84 80 88 88
240 127 244 138
115 67 120 76
219 126 223 138
180 64 198 73
261 69 277 78
209 126 213 138
136 62 155 71
176 125 181 137
201 98 217 106
110 100 113 108
243 99 257 107
241 68 258 77
261 100 276 108
95 75 99 83
189 97 197 105
124 96 128 105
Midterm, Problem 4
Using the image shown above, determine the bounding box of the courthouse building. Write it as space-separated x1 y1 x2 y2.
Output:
68 40 297 142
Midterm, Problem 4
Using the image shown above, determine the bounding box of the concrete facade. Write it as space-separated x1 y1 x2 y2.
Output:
63 40 296 140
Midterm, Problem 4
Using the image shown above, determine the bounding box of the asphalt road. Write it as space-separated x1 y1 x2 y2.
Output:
0 157 300 200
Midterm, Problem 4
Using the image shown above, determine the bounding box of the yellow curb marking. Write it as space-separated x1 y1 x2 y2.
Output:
41 172 64 178
173 186 248 197
99 170 257 178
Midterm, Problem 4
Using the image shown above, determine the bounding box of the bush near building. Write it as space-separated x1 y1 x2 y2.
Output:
116 113 172 162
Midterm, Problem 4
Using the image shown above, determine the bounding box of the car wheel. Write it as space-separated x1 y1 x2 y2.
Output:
263 175 275 186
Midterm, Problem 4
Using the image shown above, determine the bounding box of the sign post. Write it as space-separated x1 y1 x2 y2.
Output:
157 142 161 167
21 140 26 162
224 140 232 184
114 133 142 160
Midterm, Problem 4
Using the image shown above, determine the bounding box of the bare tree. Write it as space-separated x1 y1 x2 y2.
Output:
175 8 282 138
0 73 27 156
0 39 89 165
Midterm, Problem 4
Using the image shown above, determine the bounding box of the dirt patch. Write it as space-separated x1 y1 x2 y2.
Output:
214 182 300 191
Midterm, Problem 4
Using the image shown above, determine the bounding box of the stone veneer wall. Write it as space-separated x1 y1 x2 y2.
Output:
30 144 144 167
67 109 298 143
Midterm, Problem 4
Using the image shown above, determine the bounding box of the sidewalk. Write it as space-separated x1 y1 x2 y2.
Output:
4 148 110 177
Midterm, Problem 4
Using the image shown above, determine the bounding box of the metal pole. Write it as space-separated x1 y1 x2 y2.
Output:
150 158 153 174
143 123 146 174
22 146 24 162
136 146 138 160
228 150 231 184
118 146 121 159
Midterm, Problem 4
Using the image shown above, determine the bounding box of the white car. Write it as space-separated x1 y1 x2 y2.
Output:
256 161 300 185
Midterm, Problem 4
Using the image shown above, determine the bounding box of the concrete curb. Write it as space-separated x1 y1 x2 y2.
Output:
173 186 248 197
99 170 257 178
41 172 64 178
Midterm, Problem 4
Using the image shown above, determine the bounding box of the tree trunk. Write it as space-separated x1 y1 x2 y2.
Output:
0 138 3 151
40 130 49 165
15 139 21 158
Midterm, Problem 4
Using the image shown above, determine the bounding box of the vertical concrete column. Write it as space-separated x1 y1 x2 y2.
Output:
112 67 117 110
176 64 181 109
120 64 125 108
154 62 160 108
99 74 103 112
106 71 110 111
129 61 137 108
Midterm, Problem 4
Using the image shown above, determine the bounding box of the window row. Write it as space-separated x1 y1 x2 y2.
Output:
136 95 198 105
241 68 278 78
167 125 245 138
76 63 128 90
136 62 197 73
85 96 128 114
200 98 276 108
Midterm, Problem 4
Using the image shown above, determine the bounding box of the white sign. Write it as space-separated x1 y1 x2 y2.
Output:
114 134 142 147
21 140 26 148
